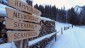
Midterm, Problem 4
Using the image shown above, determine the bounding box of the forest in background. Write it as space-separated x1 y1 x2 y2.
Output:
34 4 85 25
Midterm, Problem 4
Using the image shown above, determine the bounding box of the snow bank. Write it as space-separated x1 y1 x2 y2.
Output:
0 4 7 8
0 8 6 16
39 17 55 22
0 42 16 48
0 43 12 48
0 4 7 17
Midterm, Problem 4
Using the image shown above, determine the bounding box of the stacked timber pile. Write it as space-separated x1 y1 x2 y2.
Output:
0 17 7 44
29 17 56 48
39 20 55 37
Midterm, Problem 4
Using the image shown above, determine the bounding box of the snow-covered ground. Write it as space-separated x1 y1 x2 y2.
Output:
51 25 85 48
46 22 85 48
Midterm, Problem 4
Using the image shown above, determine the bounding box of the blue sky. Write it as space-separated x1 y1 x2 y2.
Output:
33 0 85 9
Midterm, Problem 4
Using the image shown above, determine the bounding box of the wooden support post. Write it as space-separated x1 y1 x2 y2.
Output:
14 39 29 48
55 31 57 41
55 33 57 41
23 39 29 48
20 40 23 48
15 41 22 48
72 24 73 28
61 28 63 34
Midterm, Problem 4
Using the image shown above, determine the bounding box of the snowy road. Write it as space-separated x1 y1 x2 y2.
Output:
51 26 85 48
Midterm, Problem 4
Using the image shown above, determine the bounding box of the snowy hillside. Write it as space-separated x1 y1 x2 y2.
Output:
74 5 82 15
